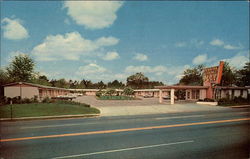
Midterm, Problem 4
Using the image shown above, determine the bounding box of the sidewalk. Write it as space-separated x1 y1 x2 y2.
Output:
229 105 250 108
0 114 99 121
95 103 230 117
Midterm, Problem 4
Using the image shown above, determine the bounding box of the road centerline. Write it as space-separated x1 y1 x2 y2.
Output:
1 118 249 142
154 114 205 120
21 114 205 129
19 112 249 129
51 140 194 159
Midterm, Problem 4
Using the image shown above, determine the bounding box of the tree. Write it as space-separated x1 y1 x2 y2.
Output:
236 62 250 86
6 54 35 82
0 69 11 97
53 79 70 88
123 87 134 96
220 62 237 86
107 80 125 88
127 72 149 89
31 75 52 86
147 81 164 89
80 79 93 88
179 65 204 85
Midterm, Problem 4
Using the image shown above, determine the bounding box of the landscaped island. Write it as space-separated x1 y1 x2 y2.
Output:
96 88 137 100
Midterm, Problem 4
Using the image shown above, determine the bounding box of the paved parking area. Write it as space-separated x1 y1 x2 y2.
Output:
74 96 230 116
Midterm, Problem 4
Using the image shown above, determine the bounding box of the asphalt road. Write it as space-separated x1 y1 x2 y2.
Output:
1 108 249 159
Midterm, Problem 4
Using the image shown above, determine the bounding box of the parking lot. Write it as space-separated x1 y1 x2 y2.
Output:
74 96 230 116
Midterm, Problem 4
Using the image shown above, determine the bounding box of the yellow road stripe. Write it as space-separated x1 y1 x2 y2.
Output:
1 118 249 142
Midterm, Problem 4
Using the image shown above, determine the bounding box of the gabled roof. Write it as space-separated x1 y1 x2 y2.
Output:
3 82 69 91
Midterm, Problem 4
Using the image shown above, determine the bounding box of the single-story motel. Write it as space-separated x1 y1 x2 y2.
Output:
3 82 250 105
2 60 249 105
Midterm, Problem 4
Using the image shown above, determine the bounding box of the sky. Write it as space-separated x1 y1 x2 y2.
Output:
1 1 249 84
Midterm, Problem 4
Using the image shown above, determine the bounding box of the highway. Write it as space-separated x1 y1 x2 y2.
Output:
1 108 249 159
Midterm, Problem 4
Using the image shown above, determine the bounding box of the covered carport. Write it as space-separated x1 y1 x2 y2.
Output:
155 85 209 104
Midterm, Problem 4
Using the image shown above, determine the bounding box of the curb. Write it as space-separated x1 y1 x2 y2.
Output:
0 114 100 121
229 105 250 108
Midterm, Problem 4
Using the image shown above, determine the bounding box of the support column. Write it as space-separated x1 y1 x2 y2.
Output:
190 90 193 100
170 89 175 105
185 90 188 100
159 89 163 103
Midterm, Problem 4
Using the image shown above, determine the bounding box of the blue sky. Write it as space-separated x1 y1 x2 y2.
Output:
1 1 249 84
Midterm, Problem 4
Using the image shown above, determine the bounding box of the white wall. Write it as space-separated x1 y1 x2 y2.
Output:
199 89 207 99
4 86 39 99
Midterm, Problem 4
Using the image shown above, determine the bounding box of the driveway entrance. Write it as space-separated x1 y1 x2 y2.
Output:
74 96 229 116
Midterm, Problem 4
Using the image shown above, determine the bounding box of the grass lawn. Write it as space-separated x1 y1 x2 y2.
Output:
0 103 100 118
98 96 136 100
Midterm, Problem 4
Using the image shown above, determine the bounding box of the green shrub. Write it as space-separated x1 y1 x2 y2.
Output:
233 96 248 103
12 96 22 104
218 96 250 106
32 95 39 103
42 97 50 103
0 96 8 106
98 95 135 100
218 98 230 104
203 98 215 102
123 87 134 96
22 98 31 104
96 89 104 97
55 100 90 107
106 88 116 96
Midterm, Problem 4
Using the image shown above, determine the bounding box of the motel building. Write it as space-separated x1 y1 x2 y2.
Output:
155 61 250 104
3 82 70 101
3 62 250 104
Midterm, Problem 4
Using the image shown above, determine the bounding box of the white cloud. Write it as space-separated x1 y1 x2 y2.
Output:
223 44 243 50
125 65 167 75
223 51 249 68
96 37 119 46
102 51 120 61
76 63 122 82
192 54 207 65
210 39 224 46
175 42 186 48
76 63 107 76
210 38 243 50
133 53 148 61
63 1 123 29
31 32 119 61
64 18 70 25
175 39 204 48
191 39 204 48
6 51 28 62
124 64 191 84
170 65 190 75
1 17 29 40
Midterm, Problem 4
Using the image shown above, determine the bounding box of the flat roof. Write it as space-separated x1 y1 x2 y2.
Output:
69 89 99 91
155 85 209 90
3 82 69 91
214 86 250 90
134 89 159 92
